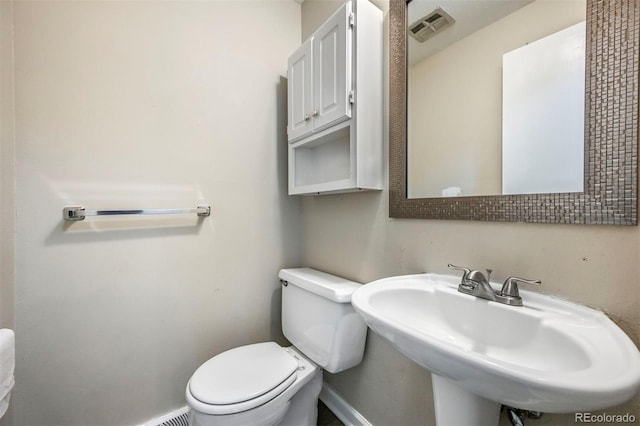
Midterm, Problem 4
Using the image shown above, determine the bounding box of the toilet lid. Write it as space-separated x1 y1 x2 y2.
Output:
189 342 298 409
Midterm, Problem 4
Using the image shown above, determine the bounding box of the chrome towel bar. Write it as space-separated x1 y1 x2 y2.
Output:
63 204 211 221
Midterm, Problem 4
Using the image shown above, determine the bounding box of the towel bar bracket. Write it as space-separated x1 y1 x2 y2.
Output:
196 205 211 217
64 205 85 221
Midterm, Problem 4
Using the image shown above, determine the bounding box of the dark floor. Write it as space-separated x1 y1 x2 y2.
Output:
317 401 344 426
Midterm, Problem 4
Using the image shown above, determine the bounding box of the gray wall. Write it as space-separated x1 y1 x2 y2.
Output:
0 2 16 422
6 1 302 424
301 1 639 425
0 0 15 331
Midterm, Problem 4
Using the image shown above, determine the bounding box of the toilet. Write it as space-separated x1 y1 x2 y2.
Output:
185 268 368 426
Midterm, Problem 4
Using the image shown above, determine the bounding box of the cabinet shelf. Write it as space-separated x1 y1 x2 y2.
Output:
290 120 351 150
290 125 352 193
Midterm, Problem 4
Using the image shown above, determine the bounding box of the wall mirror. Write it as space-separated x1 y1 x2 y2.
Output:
389 0 639 225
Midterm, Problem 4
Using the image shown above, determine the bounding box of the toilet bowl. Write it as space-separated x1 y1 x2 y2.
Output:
185 268 367 426
186 344 322 426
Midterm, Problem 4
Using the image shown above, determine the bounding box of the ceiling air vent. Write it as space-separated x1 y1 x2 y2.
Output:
409 8 455 42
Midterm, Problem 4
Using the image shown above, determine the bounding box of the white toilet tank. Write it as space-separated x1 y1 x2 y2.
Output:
278 268 367 373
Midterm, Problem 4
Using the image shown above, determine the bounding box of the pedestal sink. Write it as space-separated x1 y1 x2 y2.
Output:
351 274 640 425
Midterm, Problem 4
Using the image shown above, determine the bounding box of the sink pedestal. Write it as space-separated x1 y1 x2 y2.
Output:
432 375 500 426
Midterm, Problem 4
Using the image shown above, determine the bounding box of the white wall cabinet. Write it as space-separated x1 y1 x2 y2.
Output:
286 0 382 195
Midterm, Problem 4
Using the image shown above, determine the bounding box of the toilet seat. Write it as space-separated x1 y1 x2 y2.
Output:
187 342 298 415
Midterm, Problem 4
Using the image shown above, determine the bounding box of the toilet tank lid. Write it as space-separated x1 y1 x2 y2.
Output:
278 268 361 303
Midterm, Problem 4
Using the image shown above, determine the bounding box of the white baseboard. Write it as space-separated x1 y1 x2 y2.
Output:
319 382 372 426
139 405 188 426
139 383 370 426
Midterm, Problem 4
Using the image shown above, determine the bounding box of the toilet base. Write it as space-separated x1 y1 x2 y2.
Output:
188 401 291 426
279 366 322 426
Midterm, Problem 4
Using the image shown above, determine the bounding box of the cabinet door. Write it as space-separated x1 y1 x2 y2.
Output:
312 2 352 132
287 38 314 142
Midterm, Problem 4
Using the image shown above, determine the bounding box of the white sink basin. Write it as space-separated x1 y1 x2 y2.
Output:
351 273 640 422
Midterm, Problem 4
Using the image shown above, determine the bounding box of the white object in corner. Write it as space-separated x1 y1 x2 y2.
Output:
0 329 15 420
287 0 383 195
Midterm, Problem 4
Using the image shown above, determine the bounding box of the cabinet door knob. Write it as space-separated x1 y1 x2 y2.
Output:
312 110 319 117
304 114 310 122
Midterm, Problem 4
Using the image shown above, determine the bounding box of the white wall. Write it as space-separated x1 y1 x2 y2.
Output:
10 1 301 425
302 1 639 425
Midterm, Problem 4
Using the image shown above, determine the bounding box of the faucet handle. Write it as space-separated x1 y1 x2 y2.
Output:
500 277 542 298
448 264 471 281
448 264 475 291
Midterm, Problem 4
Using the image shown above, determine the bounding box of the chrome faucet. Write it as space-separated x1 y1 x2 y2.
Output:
467 269 497 301
448 264 541 307
449 264 494 300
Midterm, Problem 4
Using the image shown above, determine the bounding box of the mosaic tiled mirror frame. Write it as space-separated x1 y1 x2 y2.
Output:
389 0 638 225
